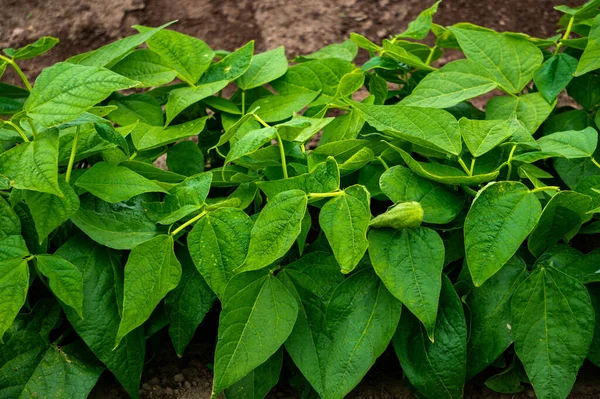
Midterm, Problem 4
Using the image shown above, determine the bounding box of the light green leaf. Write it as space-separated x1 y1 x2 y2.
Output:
324 269 402 399
116 235 182 347
401 59 498 108
250 92 319 123
108 93 164 127
350 33 382 53
4 36 59 60
349 101 461 155
165 249 216 357
276 115 334 143
294 39 358 63
224 349 283 399
76 162 167 203
257 157 339 199
226 127 278 164
393 274 466 399
237 46 288 90
135 26 214 85
320 109 364 144
0 258 29 341
528 191 592 256
199 41 254 84
71 194 164 250
537 127 598 158
486 92 554 134
0 235 28 262
396 0 441 39
239 190 307 272
449 25 543 93
57 237 146 398
533 53 578 102
390 145 499 186
131 116 208 150
35 254 84 318
111 49 178 88
368 202 424 229
24 178 79 243
380 165 464 224
0 197 20 238
460 117 515 157
69 22 173 67
320 185 370 274
165 81 229 125
212 270 298 394
511 266 594 399
335 70 365 98
369 227 444 341
24 63 138 127
0 128 62 196
188 207 253 299
575 14 600 76
465 181 542 286
459 255 528 379
381 39 435 70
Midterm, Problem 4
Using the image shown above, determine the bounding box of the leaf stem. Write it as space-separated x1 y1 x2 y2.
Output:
0 55 32 91
591 157 600 169
554 15 575 55
0 191 9 198
469 157 476 175
65 126 80 183
276 131 288 179
457 157 472 176
506 144 517 180
27 118 38 140
171 210 207 236
5 121 29 142
530 186 560 194
461 185 478 197
241 91 246 115
425 46 437 66
253 113 270 128
378 156 389 170
308 190 345 200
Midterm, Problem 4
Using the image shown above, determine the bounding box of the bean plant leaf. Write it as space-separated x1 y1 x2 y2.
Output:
76 162 167 203
369 227 444 341
533 53 578 102
239 190 307 272
165 249 216 357
575 14 600 76
0 128 62 196
199 41 254 84
528 191 592 257
188 207 253 299
135 26 215 85
393 274 467 399
36 254 84 318
449 25 543 93
24 62 138 127
110 49 178 87
511 266 594 399
396 0 440 39
116 234 182 347
224 349 283 399
56 237 146 398
4 36 59 60
237 46 288 90
460 117 515 157
320 185 370 274
465 182 541 286
379 165 464 224
349 101 461 155
459 255 528 379
165 80 229 125
324 269 402 399
401 59 498 108
212 270 298 395
0 258 29 341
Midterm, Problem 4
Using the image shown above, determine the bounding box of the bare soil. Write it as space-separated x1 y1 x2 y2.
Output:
3 0 597 397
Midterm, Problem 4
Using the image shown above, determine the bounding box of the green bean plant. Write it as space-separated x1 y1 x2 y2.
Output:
1 1 600 398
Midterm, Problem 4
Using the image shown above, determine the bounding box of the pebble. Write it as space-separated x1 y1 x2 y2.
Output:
165 387 174 395
184 381 192 389
174 373 185 383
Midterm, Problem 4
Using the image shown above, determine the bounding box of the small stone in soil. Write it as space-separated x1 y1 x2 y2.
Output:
174 373 185 383
165 387 174 395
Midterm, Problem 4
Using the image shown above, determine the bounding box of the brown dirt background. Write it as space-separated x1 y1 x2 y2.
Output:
2 0 597 398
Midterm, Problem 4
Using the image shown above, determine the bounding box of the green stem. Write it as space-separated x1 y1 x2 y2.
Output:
457 157 472 176
591 157 600 169
0 55 32 91
129 152 137 161
171 210 207 236
530 186 560 194
0 191 9 198
253 113 270 128
461 185 478 197
469 157 476 175
27 119 38 140
554 15 575 55
276 131 288 179
506 144 517 180
6 121 29 142
65 126 80 183
378 156 390 170
425 46 437 66
241 91 246 115
308 190 345 200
